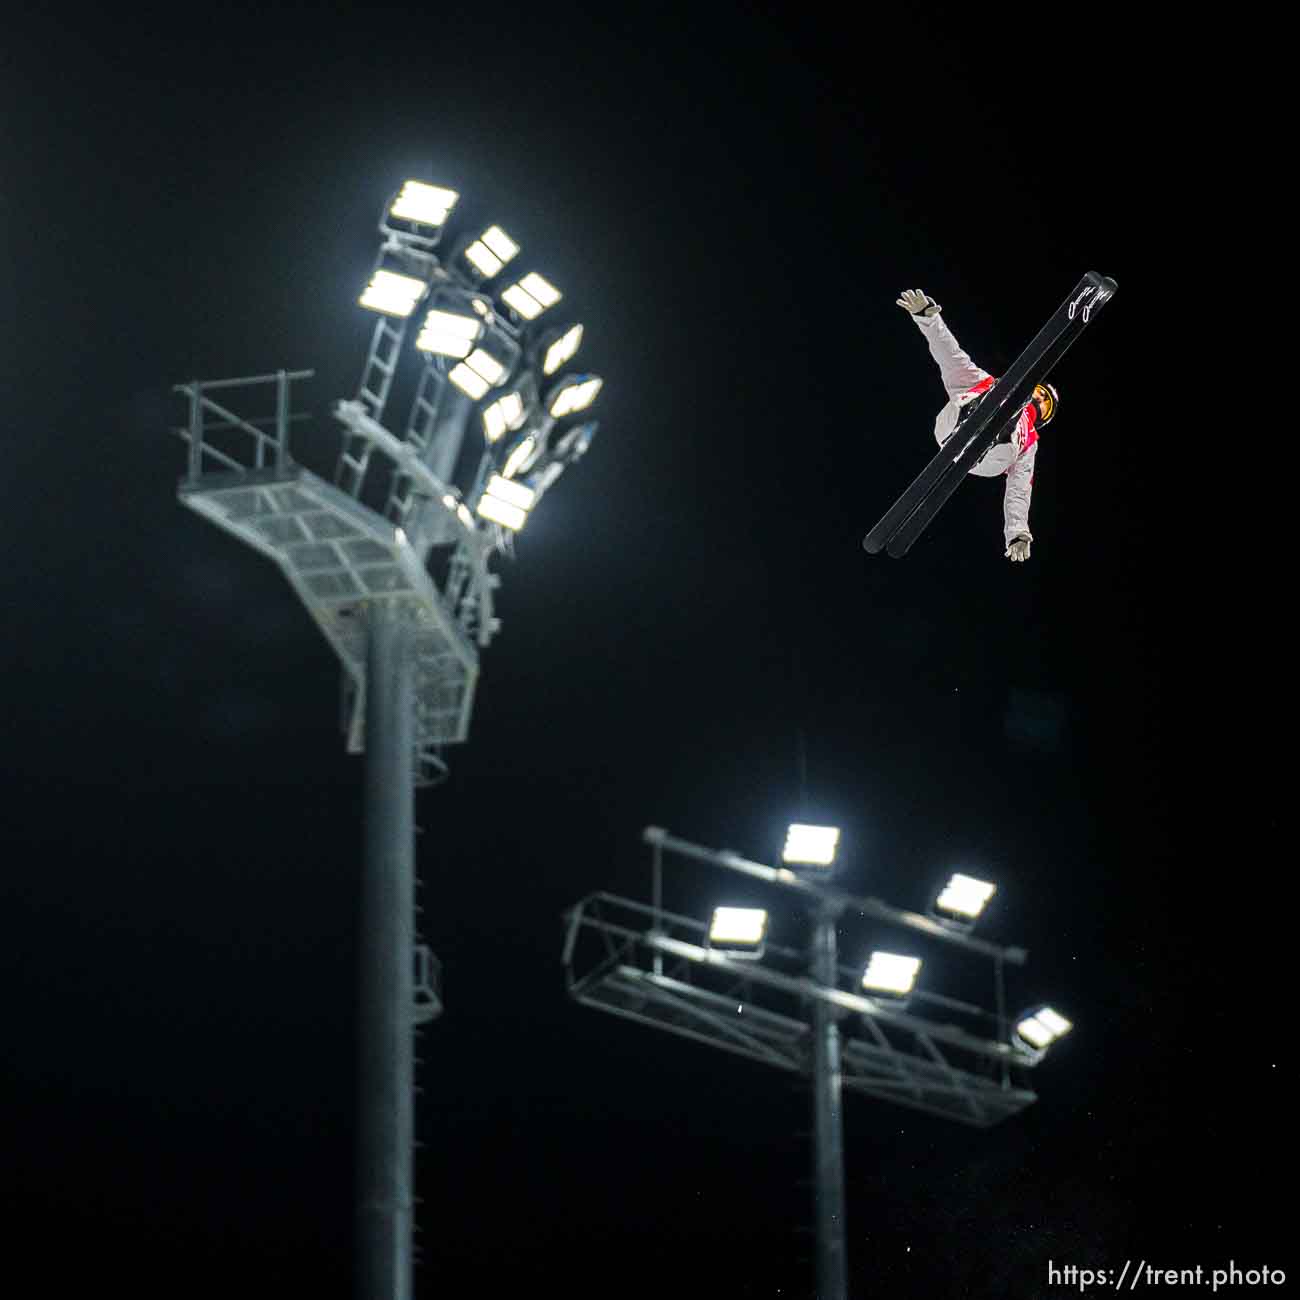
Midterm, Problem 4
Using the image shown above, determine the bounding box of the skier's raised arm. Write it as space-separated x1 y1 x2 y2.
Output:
896 289 990 402
1003 440 1036 560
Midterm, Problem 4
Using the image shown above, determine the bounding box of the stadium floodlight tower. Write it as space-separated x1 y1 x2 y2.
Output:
563 824 1073 1300
173 177 603 1300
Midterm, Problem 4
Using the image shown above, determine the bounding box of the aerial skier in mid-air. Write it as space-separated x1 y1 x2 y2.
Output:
863 271 1114 560
896 288 1057 563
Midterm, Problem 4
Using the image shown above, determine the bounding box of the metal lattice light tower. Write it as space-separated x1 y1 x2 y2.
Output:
562 825 1073 1300
174 178 603 1300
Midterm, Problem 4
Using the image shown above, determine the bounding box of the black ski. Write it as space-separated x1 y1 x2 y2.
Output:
861 395 993 556
883 286 1106 559
864 271 1117 557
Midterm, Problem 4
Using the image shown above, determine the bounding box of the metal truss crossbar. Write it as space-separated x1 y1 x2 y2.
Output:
563 893 1038 1129
642 828 1028 965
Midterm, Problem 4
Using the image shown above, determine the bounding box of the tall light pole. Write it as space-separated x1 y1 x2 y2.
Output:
564 825 1072 1300
174 178 604 1300
810 896 847 1299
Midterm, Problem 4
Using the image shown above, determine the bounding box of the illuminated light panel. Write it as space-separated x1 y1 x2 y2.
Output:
449 364 489 400
502 434 537 480
782 823 840 867
862 952 921 996
390 181 458 226
359 269 427 317
448 347 508 400
476 494 526 530
484 474 534 510
543 323 584 375
476 474 536 531
935 873 996 919
501 271 561 320
709 906 769 948
1017 1007 1072 1048
482 391 527 444
1037 1007 1072 1037
548 376 602 418
415 309 481 358
465 225 520 277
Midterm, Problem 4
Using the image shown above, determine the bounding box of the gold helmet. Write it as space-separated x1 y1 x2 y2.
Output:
1033 383 1059 427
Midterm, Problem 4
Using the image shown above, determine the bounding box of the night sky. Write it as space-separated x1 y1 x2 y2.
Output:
1 6 1281 1298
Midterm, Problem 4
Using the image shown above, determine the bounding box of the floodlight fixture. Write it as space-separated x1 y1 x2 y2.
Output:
416 308 482 359
782 823 840 868
359 268 429 318
501 271 562 320
463 225 520 279
934 873 997 923
482 391 528 445
482 371 540 447
502 434 540 480
517 421 599 499
707 906 769 957
448 347 510 401
546 374 603 419
476 473 536 531
389 180 459 227
861 951 921 997
1015 1006 1072 1050
540 323 584 376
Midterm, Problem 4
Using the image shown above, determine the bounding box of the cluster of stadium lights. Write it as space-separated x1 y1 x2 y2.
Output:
357 180 603 533
704 823 1073 1054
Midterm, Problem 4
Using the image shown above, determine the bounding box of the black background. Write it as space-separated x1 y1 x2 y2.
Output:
0 5 1279 1297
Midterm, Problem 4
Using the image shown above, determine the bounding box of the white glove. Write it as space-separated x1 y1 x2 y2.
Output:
896 288 941 317
1005 536 1031 563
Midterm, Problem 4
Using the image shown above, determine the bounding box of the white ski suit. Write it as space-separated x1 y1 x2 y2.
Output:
912 312 1038 547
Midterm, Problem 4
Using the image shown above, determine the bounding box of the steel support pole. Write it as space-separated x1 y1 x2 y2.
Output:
424 386 475 485
811 904 848 1300
356 600 417 1300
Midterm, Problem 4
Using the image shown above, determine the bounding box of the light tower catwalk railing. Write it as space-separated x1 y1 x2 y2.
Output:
174 373 485 788
174 172 604 1300
562 826 1068 1300
563 892 1038 1127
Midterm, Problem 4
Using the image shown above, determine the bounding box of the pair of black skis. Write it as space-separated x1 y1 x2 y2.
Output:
863 271 1118 557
